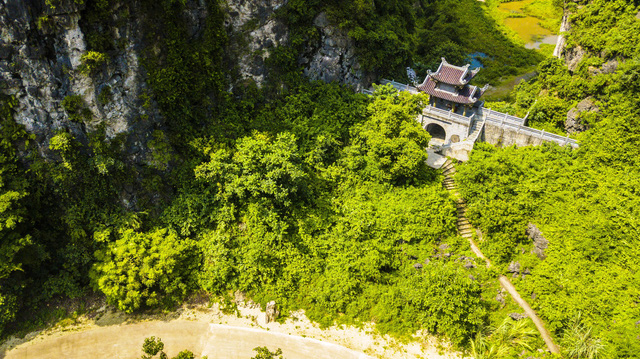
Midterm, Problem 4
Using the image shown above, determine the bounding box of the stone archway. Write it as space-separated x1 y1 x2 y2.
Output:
426 123 446 141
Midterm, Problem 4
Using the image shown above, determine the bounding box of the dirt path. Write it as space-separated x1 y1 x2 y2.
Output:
1 297 460 359
441 159 560 354
498 276 560 353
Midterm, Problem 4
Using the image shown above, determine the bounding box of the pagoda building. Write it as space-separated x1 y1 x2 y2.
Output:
417 58 489 117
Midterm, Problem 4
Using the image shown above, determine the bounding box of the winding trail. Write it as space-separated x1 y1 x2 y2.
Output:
441 159 561 354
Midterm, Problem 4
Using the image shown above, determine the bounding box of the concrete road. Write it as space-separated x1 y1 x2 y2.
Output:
4 321 372 359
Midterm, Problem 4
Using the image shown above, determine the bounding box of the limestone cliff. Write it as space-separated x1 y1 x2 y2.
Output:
552 1 604 134
1 0 159 164
0 0 367 163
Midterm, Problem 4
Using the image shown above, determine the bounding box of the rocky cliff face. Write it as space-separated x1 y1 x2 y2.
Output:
225 1 369 90
0 0 367 161
1 0 159 163
300 12 371 91
225 0 289 86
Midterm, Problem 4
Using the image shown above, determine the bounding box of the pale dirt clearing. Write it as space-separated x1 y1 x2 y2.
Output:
4 321 370 359
1 296 462 359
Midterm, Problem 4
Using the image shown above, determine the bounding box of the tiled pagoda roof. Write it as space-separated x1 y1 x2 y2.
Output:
417 77 487 104
429 57 480 86
417 57 488 105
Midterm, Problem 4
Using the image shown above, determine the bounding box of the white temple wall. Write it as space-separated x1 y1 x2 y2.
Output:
482 123 546 147
420 114 469 144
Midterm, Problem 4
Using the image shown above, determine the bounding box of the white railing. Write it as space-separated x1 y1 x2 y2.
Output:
423 105 473 126
484 116 578 147
479 108 527 126
368 79 578 148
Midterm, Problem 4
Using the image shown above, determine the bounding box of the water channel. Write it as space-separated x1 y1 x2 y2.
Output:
498 0 558 49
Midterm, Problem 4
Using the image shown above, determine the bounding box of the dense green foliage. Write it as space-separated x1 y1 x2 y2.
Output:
470 317 539 358
141 336 198 359
91 228 199 313
251 347 284 359
457 1 640 357
279 0 542 83
0 96 34 332
7 0 640 357
1 0 495 345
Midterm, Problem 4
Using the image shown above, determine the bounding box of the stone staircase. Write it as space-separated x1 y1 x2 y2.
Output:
441 159 488 262
466 117 485 143
440 158 560 353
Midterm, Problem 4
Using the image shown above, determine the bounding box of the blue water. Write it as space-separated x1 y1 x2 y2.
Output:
466 52 489 68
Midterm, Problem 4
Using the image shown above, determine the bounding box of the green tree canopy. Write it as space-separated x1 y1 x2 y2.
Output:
91 228 200 313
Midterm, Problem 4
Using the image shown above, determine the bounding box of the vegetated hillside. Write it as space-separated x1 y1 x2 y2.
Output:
0 0 522 354
0 0 591 357
457 0 640 357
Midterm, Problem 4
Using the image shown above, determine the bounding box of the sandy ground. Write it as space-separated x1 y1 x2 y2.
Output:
1 296 462 359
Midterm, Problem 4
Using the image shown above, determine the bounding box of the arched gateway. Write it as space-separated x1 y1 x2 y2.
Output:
416 58 489 146
426 123 446 140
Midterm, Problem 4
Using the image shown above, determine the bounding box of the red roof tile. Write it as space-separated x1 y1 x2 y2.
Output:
417 77 485 105
430 58 480 86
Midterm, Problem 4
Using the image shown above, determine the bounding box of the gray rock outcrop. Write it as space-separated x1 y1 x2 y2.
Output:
601 59 619 74
509 312 527 321
564 45 586 72
508 261 521 274
566 97 599 134
300 12 372 92
1 0 371 175
496 288 506 306
265 300 279 324
225 0 289 86
527 223 549 260
0 0 160 162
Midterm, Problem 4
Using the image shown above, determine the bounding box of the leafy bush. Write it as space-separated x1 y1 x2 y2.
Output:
91 228 200 313
251 347 284 359
79 51 108 75
61 95 92 122
97 85 112 105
